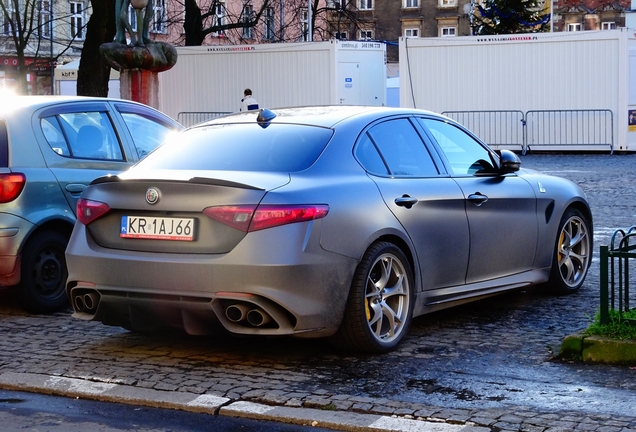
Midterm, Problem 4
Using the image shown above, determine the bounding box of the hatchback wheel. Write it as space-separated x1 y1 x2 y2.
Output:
17 231 69 313
549 208 592 294
330 242 413 353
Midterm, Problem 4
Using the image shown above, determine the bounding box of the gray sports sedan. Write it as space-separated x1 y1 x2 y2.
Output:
65 106 592 353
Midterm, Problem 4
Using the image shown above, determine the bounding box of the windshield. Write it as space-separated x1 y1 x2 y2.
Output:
137 123 334 172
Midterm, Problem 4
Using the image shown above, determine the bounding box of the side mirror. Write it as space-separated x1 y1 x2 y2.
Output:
497 149 521 174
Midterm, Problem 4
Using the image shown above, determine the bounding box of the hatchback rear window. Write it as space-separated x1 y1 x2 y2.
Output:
138 123 333 172
0 120 7 167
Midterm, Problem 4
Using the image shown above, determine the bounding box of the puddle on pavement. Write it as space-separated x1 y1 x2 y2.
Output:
405 378 483 401
0 398 25 404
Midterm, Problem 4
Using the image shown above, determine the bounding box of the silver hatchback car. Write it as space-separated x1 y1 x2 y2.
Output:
0 95 182 313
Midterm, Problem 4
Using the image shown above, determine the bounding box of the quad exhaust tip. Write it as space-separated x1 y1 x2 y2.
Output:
72 290 100 314
225 303 273 327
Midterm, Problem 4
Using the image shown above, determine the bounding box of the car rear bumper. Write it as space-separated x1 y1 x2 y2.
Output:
66 221 357 338
0 215 36 286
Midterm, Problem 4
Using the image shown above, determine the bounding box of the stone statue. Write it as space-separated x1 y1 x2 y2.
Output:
101 0 178 109
115 0 153 47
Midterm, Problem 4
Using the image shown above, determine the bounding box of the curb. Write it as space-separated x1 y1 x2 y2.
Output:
560 332 636 366
0 372 488 432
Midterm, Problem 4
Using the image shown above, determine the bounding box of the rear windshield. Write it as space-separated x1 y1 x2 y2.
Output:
137 123 333 172
0 120 7 167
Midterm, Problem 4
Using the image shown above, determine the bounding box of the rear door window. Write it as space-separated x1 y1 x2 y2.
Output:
41 112 124 161
355 118 439 177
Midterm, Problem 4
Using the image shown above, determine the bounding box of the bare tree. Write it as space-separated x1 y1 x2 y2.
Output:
76 0 116 96
165 0 351 46
1 0 49 93
0 0 88 94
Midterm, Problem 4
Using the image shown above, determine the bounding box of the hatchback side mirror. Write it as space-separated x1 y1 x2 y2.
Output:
498 149 521 174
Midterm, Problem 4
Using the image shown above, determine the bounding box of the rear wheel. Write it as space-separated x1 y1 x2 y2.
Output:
548 208 592 294
330 242 414 353
16 231 69 313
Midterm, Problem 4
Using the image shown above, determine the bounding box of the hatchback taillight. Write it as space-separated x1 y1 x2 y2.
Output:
77 199 111 225
0 173 26 204
203 204 329 232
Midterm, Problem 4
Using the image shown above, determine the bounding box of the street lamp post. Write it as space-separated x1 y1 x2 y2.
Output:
307 0 312 41
550 0 554 32
50 0 54 94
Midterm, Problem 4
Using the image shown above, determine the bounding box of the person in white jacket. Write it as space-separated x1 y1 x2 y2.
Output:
241 88 259 112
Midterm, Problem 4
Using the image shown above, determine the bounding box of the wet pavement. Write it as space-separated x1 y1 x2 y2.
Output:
1 153 636 431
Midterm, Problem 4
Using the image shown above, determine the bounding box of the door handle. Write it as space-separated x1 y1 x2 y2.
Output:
395 195 418 209
66 184 87 194
467 193 488 206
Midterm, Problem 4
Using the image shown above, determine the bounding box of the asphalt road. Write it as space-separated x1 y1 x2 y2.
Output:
0 153 635 431
0 389 333 431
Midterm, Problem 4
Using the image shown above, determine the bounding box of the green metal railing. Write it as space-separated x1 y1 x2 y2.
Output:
599 227 636 325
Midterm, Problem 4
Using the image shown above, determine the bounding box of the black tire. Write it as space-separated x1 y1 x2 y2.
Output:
330 242 414 353
547 208 592 294
16 231 70 313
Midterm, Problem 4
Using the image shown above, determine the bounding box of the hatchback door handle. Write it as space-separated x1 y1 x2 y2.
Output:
467 193 488 206
395 195 418 209
66 184 87 194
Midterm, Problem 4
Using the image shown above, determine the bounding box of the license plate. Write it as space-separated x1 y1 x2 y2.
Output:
120 216 195 241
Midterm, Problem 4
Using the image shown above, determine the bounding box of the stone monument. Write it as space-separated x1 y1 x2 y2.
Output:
100 0 177 108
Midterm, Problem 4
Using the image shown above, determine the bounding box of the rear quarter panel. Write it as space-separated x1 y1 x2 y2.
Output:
520 168 592 270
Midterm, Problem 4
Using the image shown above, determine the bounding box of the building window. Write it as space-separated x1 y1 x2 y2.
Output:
127 5 138 32
241 4 254 39
151 0 166 33
358 0 373 10
404 28 419 37
439 0 456 6
70 1 85 40
264 7 275 40
567 23 581 32
2 0 16 35
301 8 309 41
602 22 616 30
359 30 372 40
404 0 418 7
38 1 52 38
211 1 225 37
334 31 347 40
440 26 456 37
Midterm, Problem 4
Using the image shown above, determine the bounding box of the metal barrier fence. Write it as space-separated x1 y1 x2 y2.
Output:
599 227 636 325
177 112 232 127
526 109 613 154
441 110 525 153
442 109 614 154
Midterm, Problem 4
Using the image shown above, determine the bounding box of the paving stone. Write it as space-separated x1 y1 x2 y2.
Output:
1 154 636 431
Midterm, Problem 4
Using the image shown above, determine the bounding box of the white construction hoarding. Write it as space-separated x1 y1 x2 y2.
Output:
400 29 636 152
158 40 387 124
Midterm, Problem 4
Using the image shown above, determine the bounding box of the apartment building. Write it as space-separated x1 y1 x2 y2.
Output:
554 0 631 32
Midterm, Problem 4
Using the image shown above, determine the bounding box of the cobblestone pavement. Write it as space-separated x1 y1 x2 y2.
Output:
1 153 636 431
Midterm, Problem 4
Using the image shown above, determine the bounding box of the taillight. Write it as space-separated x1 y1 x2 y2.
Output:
76 198 111 225
204 204 329 232
0 173 25 203
203 205 256 231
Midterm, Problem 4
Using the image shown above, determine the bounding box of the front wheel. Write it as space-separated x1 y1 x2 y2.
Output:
330 242 414 353
16 231 70 313
548 208 592 294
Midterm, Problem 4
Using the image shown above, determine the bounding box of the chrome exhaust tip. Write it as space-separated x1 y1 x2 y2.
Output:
225 303 251 322
246 308 272 327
